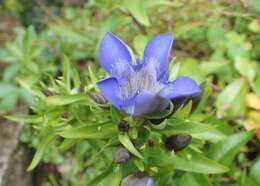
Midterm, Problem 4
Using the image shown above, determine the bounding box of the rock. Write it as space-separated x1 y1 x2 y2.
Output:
0 119 32 186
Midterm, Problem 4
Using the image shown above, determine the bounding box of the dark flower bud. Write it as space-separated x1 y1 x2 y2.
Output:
61 112 69 119
117 120 130 132
113 146 130 164
121 172 155 186
28 107 36 115
42 89 54 97
55 69 63 78
87 92 107 104
164 134 192 151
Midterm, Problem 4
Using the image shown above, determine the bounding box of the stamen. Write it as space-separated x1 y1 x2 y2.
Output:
119 59 165 102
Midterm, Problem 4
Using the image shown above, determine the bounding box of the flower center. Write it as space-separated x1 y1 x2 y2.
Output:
119 60 164 101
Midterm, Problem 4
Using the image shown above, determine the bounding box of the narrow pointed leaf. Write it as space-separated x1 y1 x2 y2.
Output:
124 0 150 26
63 55 71 91
27 133 56 171
161 120 215 135
59 124 117 139
119 134 143 159
107 167 122 186
172 148 229 174
5 115 42 124
208 130 254 166
45 94 89 105
87 163 113 186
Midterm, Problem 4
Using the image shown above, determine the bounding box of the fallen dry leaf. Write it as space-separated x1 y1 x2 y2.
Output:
247 93 260 110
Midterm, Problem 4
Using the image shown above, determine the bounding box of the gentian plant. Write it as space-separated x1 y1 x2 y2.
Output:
7 33 230 186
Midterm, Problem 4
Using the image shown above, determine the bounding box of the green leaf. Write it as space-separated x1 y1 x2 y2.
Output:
193 174 212 186
88 140 111 164
6 43 23 61
172 148 229 174
5 114 42 124
110 106 123 123
0 83 17 97
178 58 205 82
144 0 182 8
50 25 92 45
249 20 260 33
87 163 113 186
169 62 180 81
207 23 226 49
160 119 215 135
174 22 202 37
145 147 228 174
193 129 227 143
251 0 260 13
174 101 193 119
45 94 89 105
180 173 212 186
0 90 18 110
250 159 260 185
119 134 143 159
216 79 248 118
59 138 79 151
59 123 117 139
199 61 229 76
107 166 122 186
207 130 254 166
72 67 81 89
27 133 56 171
234 58 256 81
19 88 34 105
124 0 150 26
3 64 20 81
134 159 145 171
88 65 98 91
133 34 148 58
241 177 259 186
62 55 71 91
193 81 212 114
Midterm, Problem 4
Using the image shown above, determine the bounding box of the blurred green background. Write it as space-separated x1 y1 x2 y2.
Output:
0 0 260 186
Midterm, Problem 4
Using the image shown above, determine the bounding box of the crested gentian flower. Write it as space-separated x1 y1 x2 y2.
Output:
97 32 201 117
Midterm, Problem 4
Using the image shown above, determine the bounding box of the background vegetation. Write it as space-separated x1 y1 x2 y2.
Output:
0 0 260 185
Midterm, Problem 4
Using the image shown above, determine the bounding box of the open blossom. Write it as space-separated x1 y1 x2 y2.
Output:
97 32 201 117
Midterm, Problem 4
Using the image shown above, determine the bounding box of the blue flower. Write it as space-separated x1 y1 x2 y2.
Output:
97 32 201 117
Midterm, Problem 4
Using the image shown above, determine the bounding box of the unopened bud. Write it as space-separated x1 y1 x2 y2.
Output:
42 89 54 97
113 146 130 164
117 120 130 132
121 172 155 186
164 134 192 151
88 92 107 104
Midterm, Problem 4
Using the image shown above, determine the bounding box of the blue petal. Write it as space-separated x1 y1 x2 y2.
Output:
96 77 122 109
121 174 155 186
124 91 169 117
143 34 174 80
160 76 201 100
99 32 134 78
